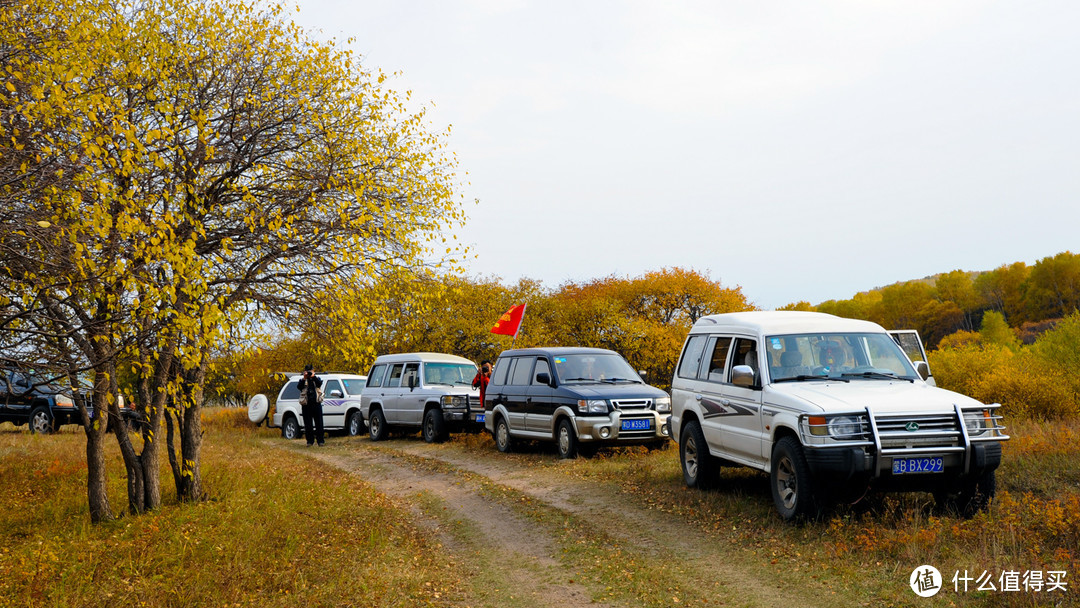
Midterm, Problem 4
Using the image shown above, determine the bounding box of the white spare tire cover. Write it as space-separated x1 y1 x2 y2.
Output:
247 394 269 424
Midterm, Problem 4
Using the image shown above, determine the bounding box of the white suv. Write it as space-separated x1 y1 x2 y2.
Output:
361 352 482 442
670 311 1009 520
270 372 368 439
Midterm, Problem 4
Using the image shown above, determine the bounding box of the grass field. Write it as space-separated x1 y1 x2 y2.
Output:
1 411 1077 607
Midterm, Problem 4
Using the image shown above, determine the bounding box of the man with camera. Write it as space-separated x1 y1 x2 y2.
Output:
297 364 325 446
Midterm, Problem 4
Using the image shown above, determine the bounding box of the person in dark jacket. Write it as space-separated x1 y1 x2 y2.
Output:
471 359 491 406
297 364 324 446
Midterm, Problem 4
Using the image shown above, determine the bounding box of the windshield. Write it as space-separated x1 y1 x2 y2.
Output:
552 353 641 383
765 332 918 382
423 363 477 386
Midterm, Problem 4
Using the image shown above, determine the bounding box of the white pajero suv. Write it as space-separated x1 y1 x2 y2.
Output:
361 352 483 442
670 311 1009 520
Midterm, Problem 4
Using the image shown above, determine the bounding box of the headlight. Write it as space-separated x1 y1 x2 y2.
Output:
963 410 990 436
440 395 467 408
827 416 863 440
55 394 74 407
653 396 671 413
577 399 608 414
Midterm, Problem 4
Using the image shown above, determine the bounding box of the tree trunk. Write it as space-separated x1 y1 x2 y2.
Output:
84 379 113 523
173 364 206 502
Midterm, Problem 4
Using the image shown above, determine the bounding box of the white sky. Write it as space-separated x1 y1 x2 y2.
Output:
293 0 1079 310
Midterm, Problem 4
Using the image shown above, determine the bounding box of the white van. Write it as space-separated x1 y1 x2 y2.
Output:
361 353 482 442
670 311 1008 520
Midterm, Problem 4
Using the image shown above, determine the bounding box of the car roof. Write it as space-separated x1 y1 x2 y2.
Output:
691 311 888 335
496 346 619 358
285 373 366 381
371 352 476 365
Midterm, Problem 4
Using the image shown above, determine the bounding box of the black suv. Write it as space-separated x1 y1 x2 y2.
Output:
0 369 139 433
483 347 672 458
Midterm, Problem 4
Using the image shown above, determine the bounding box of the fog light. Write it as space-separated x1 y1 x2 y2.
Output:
599 427 611 439
661 422 670 436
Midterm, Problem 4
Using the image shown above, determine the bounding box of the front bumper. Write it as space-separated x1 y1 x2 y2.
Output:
573 410 671 443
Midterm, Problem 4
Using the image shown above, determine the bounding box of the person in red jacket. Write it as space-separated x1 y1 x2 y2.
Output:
472 359 491 406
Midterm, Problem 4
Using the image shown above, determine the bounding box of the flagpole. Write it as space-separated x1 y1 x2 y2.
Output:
510 303 526 348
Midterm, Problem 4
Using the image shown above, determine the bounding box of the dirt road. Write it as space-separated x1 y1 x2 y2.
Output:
286 435 844 608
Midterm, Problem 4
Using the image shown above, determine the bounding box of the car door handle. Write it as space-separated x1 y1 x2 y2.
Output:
720 399 731 407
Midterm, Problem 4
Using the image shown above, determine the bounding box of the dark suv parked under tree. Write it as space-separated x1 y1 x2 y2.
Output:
0 369 139 433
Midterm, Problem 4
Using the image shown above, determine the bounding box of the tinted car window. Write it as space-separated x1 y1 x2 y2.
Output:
367 364 387 388
533 358 550 385
280 381 301 400
677 335 708 379
730 338 758 380
492 358 512 385
510 357 534 386
402 363 420 387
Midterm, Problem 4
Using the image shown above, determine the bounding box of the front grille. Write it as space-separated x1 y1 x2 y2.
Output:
611 399 652 410
468 395 481 409
874 413 962 450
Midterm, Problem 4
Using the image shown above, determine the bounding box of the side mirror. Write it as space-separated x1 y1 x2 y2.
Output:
731 365 756 388
638 369 649 379
330 390 343 398
408 375 416 391
914 361 930 381
536 372 552 387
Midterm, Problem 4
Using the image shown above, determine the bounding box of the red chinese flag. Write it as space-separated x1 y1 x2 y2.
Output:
490 304 526 337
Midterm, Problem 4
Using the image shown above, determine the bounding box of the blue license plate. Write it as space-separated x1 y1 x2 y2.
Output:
475 414 485 423
892 457 943 475
621 418 651 431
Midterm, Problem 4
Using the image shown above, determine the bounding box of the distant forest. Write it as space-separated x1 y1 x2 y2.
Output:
781 251 1080 349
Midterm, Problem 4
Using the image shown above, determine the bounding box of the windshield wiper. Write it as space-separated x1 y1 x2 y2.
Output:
840 371 914 383
562 377 597 382
774 375 850 383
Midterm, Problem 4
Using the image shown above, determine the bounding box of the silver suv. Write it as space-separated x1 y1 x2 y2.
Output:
270 372 368 439
670 311 1009 520
361 353 482 442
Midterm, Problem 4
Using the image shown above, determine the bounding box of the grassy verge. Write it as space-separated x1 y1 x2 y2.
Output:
0 410 463 608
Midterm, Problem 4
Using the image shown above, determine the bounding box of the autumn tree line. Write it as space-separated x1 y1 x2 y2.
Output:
219 253 1080 423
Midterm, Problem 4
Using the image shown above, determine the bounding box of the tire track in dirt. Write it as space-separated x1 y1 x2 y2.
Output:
282 437 840 608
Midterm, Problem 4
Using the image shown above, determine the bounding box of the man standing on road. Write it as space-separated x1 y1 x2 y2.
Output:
472 359 492 406
298 364 325 446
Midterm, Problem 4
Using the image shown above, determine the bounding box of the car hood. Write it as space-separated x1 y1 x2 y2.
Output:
766 380 984 414
560 382 668 400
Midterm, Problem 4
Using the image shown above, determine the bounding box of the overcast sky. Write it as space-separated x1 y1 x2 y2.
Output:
293 0 1079 310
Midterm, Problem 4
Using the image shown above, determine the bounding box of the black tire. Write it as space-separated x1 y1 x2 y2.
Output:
368 408 388 442
770 436 818 521
556 418 578 459
346 411 365 437
493 416 513 453
935 470 996 518
29 406 55 435
680 420 715 489
422 408 446 443
281 415 301 440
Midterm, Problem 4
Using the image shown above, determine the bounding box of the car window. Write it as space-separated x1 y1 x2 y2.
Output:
324 380 342 397
342 378 364 395
279 381 301 400
492 358 512 385
729 338 759 382
401 363 420 388
677 335 708 379
704 337 733 382
366 364 387 388
386 364 404 388
510 357 534 386
533 358 550 385
424 362 476 385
